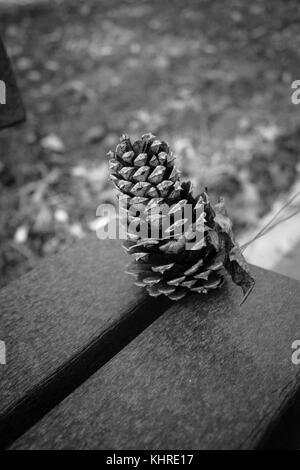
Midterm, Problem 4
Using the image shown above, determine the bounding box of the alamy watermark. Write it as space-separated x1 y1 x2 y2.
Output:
291 80 300 105
291 340 300 365
0 80 6 104
94 198 206 250
0 340 6 365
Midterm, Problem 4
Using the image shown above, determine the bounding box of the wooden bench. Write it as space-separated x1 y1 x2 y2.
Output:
1 35 300 451
0 235 300 450
0 36 25 129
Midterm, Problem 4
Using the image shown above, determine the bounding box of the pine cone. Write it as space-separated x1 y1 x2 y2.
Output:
108 133 254 303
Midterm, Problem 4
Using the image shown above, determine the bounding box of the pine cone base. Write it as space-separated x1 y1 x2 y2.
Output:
125 240 225 301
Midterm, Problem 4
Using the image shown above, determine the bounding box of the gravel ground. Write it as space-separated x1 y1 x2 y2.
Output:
1 0 300 287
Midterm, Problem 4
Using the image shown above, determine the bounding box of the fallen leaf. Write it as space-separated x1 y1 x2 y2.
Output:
83 125 106 144
40 134 65 153
14 225 28 244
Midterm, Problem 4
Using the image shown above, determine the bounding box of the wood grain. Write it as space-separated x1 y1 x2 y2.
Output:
0 36 26 130
0 236 171 448
11 266 300 450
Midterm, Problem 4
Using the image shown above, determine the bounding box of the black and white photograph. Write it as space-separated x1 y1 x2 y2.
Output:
0 0 300 453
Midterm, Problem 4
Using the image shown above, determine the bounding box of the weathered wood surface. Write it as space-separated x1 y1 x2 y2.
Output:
0 236 171 448
0 36 25 129
263 389 300 449
11 266 300 450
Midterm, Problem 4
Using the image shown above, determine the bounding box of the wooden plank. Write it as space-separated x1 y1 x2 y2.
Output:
0 236 171 448
262 388 300 449
0 36 26 129
10 266 300 450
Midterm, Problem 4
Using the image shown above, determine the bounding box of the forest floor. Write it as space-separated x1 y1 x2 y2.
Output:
1 0 300 287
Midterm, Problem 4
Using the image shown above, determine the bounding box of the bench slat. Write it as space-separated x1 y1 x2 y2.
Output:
10 266 300 449
0 237 170 448
0 37 26 129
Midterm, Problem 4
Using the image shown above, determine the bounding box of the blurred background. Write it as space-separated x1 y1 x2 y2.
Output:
0 0 300 288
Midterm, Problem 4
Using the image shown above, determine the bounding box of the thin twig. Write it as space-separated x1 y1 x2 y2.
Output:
241 190 300 252
241 207 300 251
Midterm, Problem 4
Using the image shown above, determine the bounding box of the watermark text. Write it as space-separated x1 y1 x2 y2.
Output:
94 199 205 251
292 340 300 365
291 80 300 104
0 341 6 365
0 80 6 104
